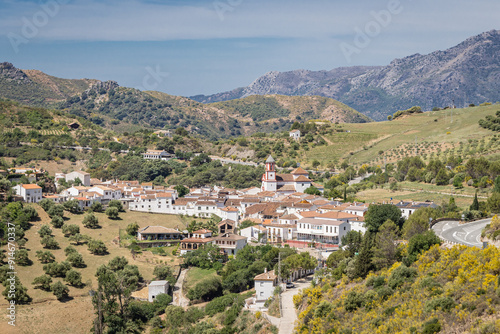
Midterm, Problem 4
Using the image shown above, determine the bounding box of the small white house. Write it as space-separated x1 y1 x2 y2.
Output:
142 150 173 161
13 184 42 203
148 280 169 302
240 225 267 242
289 129 301 141
254 269 278 303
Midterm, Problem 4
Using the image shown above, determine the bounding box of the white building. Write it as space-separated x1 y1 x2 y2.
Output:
142 150 173 161
254 269 278 304
296 218 350 245
13 184 42 203
289 129 301 141
265 224 296 243
148 280 169 302
65 171 91 187
240 225 267 242
213 233 247 256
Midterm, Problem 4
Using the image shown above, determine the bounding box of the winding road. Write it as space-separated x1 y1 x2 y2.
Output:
172 268 190 308
432 218 491 248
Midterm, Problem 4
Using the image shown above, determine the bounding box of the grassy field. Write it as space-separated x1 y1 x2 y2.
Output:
183 268 218 296
304 104 500 167
0 207 186 334
355 181 489 209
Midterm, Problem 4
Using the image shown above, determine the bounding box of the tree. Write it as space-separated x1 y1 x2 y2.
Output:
15 249 32 266
62 224 80 237
90 201 103 212
365 204 404 233
105 207 119 219
435 168 449 186
341 231 363 257
187 276 223 301
32 274 52 290
38 225 52 238
326 250 347 269
494 176 500 193
51 281 69 300
43 261 71 277
65 269 83 287
67 252 86 268
2 275 31 304
153 265 175 282
36 250 55 264
470 191 480 211
83 213 100 229
304 186 321 196
406 230 441 265
126 222 139 236
312 160 320 168
47 204 64 218
41 235 59 249
87 239 108 255
371 220 399 270
63 199 81 214
353 232 375 279
51 215 64 228
69 233 88 245
402 207 442 239
108 200 124 212
488 193 500 213
174 184 189 198
108 256 129 271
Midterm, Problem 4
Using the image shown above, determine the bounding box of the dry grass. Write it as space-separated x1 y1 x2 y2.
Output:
0 207 187 334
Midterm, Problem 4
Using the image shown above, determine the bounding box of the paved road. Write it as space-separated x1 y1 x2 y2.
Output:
265 277 312 334
172 268 190 308
432 219 491 248
348 173 373 186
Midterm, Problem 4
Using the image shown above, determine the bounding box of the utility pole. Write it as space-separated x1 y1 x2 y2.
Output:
278 252 282 318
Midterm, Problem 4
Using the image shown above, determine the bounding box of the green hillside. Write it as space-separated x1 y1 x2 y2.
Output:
304 104 500 168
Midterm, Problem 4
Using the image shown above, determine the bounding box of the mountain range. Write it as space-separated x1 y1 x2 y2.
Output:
191 30 500 121
0 62 370 139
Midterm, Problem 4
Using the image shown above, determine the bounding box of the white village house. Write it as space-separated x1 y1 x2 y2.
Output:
13 184 42 203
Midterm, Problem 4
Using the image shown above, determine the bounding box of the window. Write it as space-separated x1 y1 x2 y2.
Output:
260 282 264 287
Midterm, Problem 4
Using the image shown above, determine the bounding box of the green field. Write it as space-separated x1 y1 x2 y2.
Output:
305 104 500 167
183 267 218 295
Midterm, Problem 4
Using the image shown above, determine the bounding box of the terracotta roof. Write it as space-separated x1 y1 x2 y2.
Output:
181 238 213 244
317 211 359 220
140 195 157 200
277 184 296 191
222 207 239 212
241 197 260 203
139 226 180 234
258 191 276 197
280 214 299 220
173 198 192 206
193 229 212 234
312 182 324 189
254 270 277 281
156 193 173 198
297 211 319 218
291 167 308 175
290 129 300 133
218 219 235 226
276 174 295 182
196 201 217 206
266 223 297 228
141 182 153 186
21 184 42 189
295 175 311 182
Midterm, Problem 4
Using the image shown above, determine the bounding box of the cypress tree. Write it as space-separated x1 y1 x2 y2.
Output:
470 191 479 211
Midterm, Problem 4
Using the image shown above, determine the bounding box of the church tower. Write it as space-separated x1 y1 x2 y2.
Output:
261 155 277 192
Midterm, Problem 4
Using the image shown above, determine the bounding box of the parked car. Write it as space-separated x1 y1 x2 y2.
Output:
286 282 295 289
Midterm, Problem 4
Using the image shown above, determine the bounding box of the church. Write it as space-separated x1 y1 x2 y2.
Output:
261 156 312 193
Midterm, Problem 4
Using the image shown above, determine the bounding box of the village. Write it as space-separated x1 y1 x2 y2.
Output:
8 153 439 309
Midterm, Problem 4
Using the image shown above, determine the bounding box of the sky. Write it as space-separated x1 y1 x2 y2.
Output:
0 0 498 97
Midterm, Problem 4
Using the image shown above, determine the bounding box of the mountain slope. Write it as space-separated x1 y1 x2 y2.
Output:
191 30 500 121
0 62 97 106
0 63 370 139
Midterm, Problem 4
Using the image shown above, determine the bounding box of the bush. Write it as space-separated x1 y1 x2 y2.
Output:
106 207 119 220
67 252 86 268
41 235 59 249
83 213 100 229
32 274 52 290
187 276 223 302
126 222 139 236
388 265 417 289
205 294 238 316
38 225 52 237
65 269 83 287
421 318 441 334
50 281 69 300
87 239 108 255
51 215 64 228
425 296 455 313
36 250 55 263
43 261 71 277
108 199 124 212
15 249 32 266
62 224 80 237
344 291 365 312
90 202 103 212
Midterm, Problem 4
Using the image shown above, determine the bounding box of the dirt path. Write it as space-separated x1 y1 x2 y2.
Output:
278 277 312 334
172 268 190 308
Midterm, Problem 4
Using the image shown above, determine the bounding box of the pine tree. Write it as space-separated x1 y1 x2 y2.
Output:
353 231 375 279
470 191 479 211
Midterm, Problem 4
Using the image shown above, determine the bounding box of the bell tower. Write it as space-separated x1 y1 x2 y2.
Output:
261 156 277 191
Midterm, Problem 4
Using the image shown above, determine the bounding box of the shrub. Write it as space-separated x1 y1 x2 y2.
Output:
90 202 103 212
87 239 107 255
67 252 86 268
425 296 455 313
108 199 124 211
126 222 139 236
105 206 119 219
51 215 64 228
344 291 365 312
83 213 100 229
50 281 69 300
36 250 55 263
43 261 71 277
421 318 441 334
65 269 83 287
187 276 223 302
62 224 80 237
388 265 417 289
38 225 52 238
32 274 53 290
41 235 59 249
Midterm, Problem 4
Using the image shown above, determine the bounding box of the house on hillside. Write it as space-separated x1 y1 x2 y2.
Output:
148 281 169 302
137 226 182 241
65 171 91 187
142 150 173 161
289 129 301 141
254 269 278 305
13 184 42 203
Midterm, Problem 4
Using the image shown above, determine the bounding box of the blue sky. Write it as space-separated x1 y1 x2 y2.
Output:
0 0 498 96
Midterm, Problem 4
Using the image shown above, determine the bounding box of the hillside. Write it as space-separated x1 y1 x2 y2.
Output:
0 63 371 140
303 103 500 168
0 62 97 106
192 30 500 121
